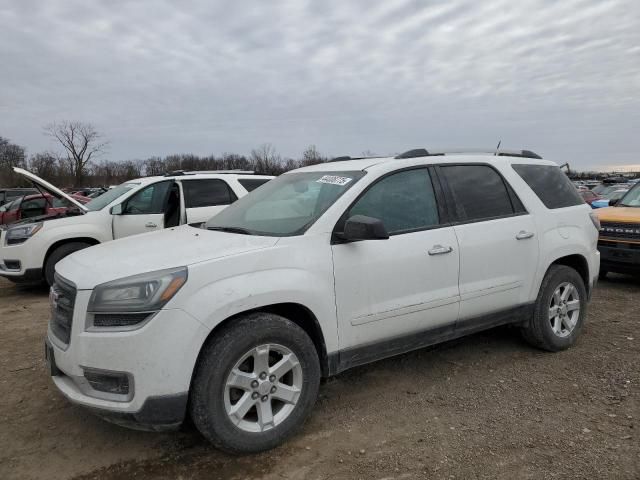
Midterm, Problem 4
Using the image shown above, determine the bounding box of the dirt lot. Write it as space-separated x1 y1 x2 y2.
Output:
0 276 638 480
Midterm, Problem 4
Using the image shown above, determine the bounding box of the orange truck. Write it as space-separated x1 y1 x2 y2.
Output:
595 181 640 278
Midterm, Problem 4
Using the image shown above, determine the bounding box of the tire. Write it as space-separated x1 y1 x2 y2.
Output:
599 269 608 280
44 242 92 286
189 313 321 453
521 265 587 352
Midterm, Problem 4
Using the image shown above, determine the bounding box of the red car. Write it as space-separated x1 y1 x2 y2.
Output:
579 190 603 207
0 193 89 225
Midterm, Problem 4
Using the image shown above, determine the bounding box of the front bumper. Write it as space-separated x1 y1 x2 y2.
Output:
0 229 46 280
46 294 209 430
598 240 640 274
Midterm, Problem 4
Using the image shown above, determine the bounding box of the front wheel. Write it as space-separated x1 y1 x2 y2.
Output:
521 265 587 352
44 242 92 286
189 313 320 453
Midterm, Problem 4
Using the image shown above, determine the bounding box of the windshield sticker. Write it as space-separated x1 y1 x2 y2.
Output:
316 175 353 186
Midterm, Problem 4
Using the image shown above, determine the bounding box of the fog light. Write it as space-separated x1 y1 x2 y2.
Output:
84 369 130 395
3 260 21 270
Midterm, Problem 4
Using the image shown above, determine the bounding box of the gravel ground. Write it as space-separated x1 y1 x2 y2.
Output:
0 275 638 480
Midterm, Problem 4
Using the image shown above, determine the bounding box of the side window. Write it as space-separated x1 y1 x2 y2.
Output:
512 164 583 209
21 198 46 217
347 168 440 234
183 179 237 208
124 181 172 214
441 165 516 221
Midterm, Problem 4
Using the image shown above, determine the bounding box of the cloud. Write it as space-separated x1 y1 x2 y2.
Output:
0 0 639 167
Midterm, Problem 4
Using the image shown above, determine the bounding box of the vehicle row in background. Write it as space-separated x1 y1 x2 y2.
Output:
0 168 273 285
595 181 640 278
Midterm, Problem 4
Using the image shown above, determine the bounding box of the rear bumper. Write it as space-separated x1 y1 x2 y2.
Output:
598 240 640 273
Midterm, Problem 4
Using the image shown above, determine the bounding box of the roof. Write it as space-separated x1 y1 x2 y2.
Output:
128 172 273 186
292 151 555 174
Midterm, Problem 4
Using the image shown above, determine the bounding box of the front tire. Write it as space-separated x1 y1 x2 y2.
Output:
521 265 587 352
44 242 92 286
189 313 321 453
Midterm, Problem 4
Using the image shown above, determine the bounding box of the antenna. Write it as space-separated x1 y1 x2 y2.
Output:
494 140 502 156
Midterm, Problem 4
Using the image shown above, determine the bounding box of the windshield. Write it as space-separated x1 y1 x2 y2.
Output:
205 171 365 236
85 183 140 211
619 183 640 207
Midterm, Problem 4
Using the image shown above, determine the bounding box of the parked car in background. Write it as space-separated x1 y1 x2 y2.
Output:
0 193 89 225
596 181 640 278
71 188 108 198
45 148 599 453
0 168 273 285
591 188 629 209
579 190 602 207
0 188 39 207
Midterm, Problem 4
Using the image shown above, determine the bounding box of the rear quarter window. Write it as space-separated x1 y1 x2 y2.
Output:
512 164 583 209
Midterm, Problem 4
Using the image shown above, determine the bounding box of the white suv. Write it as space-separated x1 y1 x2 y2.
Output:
45 149 600 453
0 168 272 285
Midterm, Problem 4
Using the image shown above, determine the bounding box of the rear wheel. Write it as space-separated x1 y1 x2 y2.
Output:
190 313 320 453
521 265 587 351
44 242 92 286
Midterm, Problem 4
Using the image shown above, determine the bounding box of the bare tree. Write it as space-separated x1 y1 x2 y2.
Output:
301 144 325 166
28 152 60 183
0 136 27 186
44 121 108 187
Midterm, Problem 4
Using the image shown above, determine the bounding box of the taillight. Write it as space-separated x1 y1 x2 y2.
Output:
589 212 601 231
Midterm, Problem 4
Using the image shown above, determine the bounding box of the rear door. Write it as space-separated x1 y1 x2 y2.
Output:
437 164 539 321
332 167 460 350
181 178 238 224
112 181 172 238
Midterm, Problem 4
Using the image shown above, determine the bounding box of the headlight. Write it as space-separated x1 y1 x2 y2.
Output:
5 223 43 246
88 267 187 318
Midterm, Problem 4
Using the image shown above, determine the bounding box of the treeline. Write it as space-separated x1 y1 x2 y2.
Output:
1 135 328 188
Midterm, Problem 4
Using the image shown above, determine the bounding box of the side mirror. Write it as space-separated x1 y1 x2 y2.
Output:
340 215 389 242
609 198 620 207
110 204 123 215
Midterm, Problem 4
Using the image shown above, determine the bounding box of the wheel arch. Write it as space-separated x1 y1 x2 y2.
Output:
192 302 330 379
545 254 590 294
44 237 101 269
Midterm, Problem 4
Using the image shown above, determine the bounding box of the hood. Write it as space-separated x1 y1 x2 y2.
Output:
596 206 640 223
12 167 88 212
56 225 280 289
2 210 86 229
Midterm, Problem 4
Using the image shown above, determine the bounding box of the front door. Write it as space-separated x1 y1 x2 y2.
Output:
112 181 173 238
332 167 460 351
437 164 539 320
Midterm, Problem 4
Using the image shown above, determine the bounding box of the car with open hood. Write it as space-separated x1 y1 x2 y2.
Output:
0 168 272 285
0 192 89 226
43 148 600 453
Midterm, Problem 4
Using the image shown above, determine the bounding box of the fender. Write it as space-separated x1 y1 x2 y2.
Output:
180 267 339 355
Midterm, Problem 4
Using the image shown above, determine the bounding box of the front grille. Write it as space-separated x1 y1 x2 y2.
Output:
50 274 77 345
600 222 640 242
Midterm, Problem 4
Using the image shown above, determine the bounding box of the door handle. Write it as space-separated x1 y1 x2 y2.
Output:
145 222 158 228
516 230 534 240
428 245 453 255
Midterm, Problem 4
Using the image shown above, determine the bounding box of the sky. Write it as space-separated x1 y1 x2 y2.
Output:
1 0 639 170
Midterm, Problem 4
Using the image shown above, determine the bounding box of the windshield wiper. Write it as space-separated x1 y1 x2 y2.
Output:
207 226 253 235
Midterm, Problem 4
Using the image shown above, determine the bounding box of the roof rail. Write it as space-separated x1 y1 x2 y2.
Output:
163 170 255 177
328 155 388 163
395 148 542 160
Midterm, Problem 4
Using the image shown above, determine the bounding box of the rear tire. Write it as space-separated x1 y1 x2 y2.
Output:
44 242 92 286
521 265 587 352
189 313 321 453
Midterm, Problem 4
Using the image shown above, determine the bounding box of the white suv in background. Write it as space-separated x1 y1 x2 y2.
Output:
45 148 600 453
0 168 272 285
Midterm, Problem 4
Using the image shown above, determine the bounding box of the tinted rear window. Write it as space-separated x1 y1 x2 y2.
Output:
238 178 271 192
512 164 583 209
440 165 517 221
